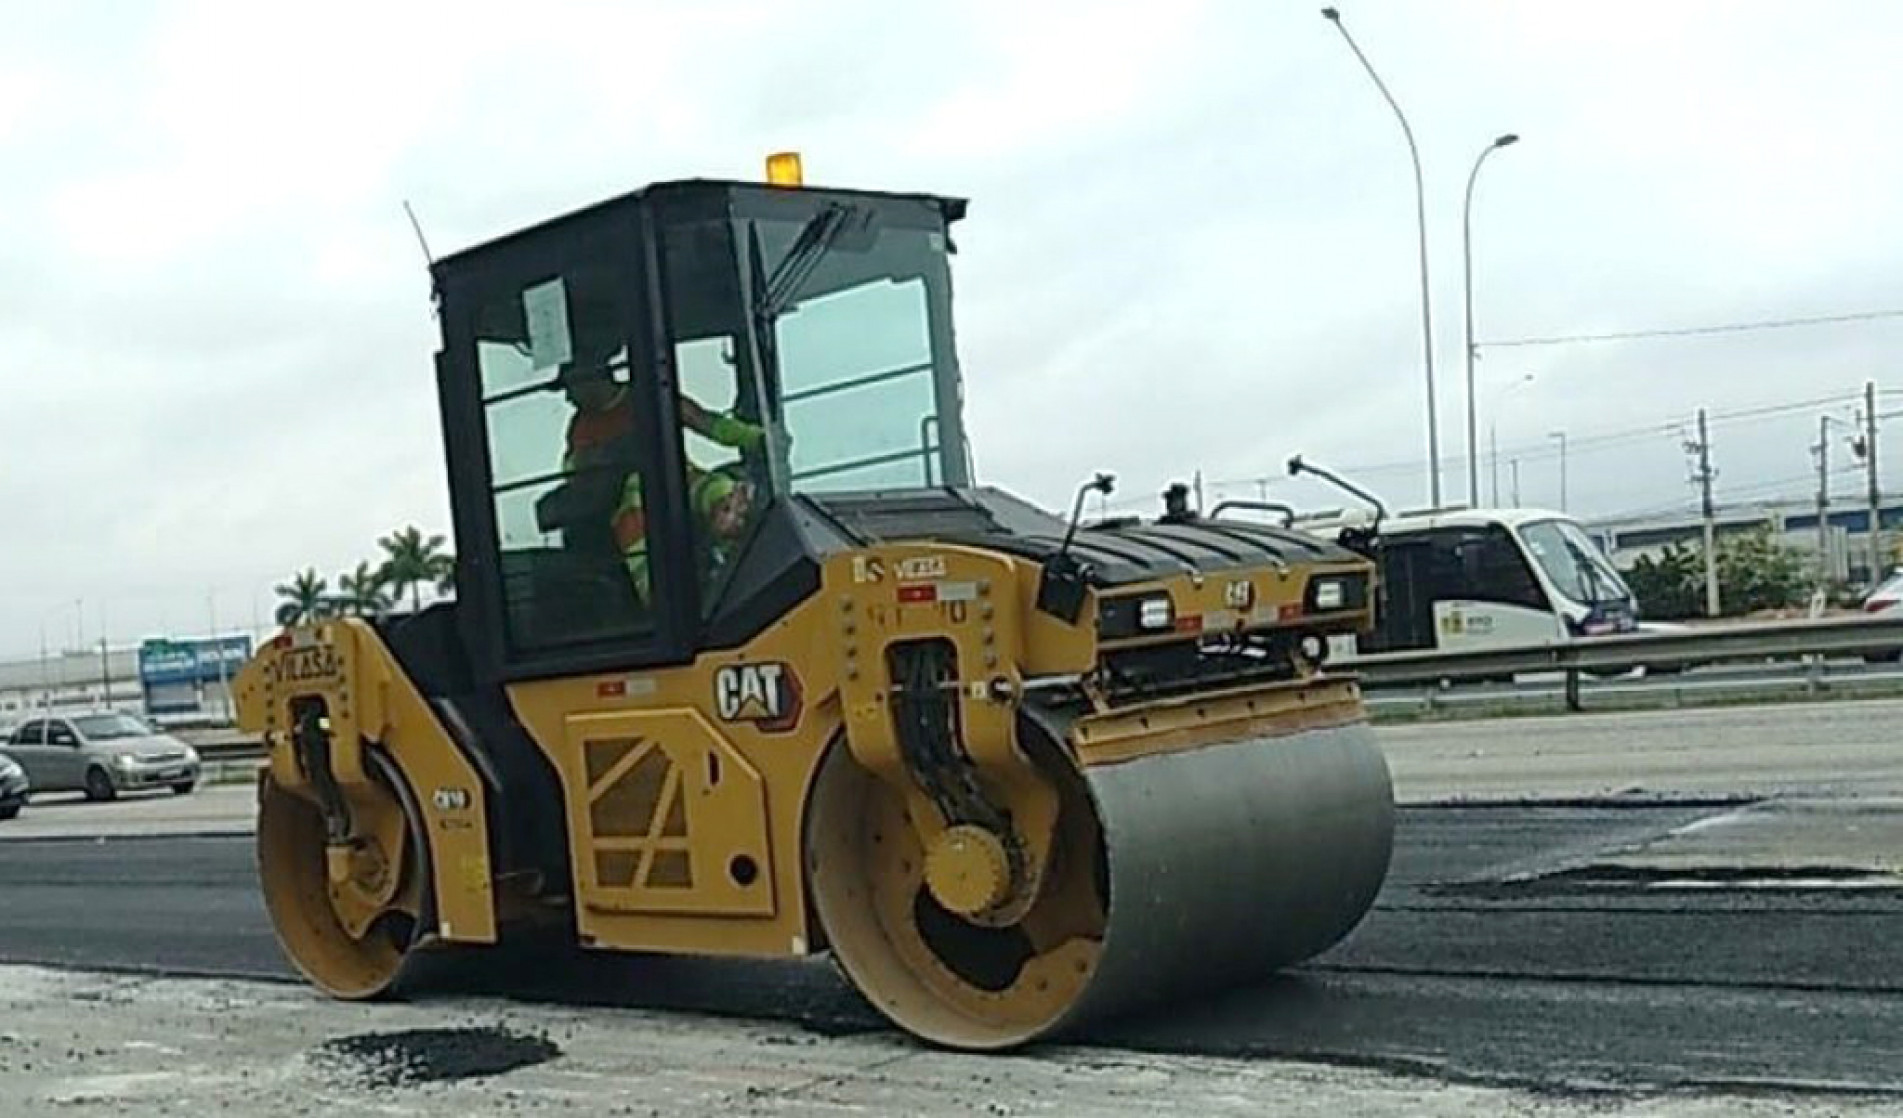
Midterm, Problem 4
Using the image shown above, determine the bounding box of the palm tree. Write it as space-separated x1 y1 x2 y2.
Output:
274 569 328 627
377 526 454 613
337 561 392 617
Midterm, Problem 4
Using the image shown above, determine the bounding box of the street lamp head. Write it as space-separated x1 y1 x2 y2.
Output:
1495 133 1520 148
1321 7 1341 21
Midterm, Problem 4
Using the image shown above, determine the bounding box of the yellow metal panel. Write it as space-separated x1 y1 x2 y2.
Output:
819 543 1064 919
1069 676 1365 768
1096 559 1374 651
506 613 840 958
559 707 776 920
1010 559 1097 676
235 620 497 944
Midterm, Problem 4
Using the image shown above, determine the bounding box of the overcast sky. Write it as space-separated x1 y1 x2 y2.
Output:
4 0 1902 655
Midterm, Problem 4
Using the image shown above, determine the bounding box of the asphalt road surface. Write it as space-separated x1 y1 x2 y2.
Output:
3 803 1900 1098
3 700 1900 1109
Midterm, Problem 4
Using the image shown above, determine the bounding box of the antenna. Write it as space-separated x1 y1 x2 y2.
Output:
403 200 442 314
402 200 436 268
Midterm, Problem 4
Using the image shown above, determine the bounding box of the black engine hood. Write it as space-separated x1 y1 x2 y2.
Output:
802 487 1355 587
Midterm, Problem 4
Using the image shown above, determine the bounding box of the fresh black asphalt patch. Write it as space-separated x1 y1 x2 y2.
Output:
312 1025 560 1087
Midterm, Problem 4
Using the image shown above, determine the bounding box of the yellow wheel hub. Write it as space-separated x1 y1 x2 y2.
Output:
924 824 1013 917
257 749 428 1000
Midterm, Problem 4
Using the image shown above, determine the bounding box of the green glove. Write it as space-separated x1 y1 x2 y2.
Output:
707 413 766 452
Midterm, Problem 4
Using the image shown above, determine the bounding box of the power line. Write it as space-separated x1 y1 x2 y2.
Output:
1130 390 1886 519
1597 469 1841 523
1482 308 1903 349
1235 389 1866 489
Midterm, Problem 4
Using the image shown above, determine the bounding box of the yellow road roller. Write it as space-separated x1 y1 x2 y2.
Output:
235 161 1394 1050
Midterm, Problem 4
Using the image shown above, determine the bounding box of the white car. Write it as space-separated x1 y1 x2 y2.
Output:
1868 569 1903 612
1865 569 1902 662
4 712 202 801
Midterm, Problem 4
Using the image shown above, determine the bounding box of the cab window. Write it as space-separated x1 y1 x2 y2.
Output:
659 217 774 617
473 263 658 655
775 274 939 489
750 211 948 491
1425 526 1547 610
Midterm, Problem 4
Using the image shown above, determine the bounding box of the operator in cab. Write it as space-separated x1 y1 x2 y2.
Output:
557 350 766 605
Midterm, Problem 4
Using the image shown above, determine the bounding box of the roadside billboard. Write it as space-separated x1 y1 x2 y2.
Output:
138 636 252 714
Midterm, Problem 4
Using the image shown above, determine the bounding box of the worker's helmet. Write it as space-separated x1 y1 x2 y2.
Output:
693 468 756 541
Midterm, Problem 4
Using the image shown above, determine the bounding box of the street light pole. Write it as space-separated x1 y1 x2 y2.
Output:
1322 6 1441 507
1463 133 1520 507
1550 430 1568 512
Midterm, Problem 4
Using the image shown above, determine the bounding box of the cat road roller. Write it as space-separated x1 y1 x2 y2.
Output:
235 159 1394 1050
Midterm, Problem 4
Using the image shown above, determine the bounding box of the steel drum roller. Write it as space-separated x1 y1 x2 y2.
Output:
806 710 1394 1049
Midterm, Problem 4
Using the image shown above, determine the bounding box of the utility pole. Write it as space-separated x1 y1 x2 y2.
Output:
1864 380 1884 581
1490 424 1500 505
1193 469 1205 515
1509 457 1522 506
98 603 111 708
1549 430 1568 512
208 590 228 723
1814 414 1832 586
1686 408 1720 617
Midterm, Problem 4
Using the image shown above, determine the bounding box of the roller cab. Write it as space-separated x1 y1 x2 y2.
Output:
238 171 1393 1049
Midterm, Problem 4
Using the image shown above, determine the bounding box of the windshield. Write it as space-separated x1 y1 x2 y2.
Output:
661 191 968 499
1520 519 1630 606
73 713 153 740
753 206 960 491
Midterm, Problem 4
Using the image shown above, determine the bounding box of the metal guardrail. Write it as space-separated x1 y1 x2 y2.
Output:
1348 614 1903 711
175 728 263 759
151 617 1903 740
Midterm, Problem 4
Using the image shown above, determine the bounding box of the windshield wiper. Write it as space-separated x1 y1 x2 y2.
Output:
1565 541 1611 606
756 203 856 324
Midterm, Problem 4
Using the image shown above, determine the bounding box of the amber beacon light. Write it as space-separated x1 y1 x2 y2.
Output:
765 151 804 186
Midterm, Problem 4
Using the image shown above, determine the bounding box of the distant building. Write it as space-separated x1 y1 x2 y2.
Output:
0 634 253 728
0 646 145 724
1587 496 1903 585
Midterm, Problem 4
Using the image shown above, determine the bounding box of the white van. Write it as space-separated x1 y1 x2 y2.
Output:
1295 506 1639 660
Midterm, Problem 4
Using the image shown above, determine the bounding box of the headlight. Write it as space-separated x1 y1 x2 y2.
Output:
1098 592 1180 639
182 746 201 765
1138 596 1174 631
0 759 20 780
114 753 139 771
1312 579 1346 611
